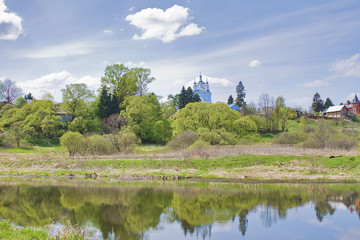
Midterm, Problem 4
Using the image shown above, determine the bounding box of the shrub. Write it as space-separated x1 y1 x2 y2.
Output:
198 128 236 145
117 128 141 153
327 135 358 150
273 131 305 145
86 134 116 155
188 139 210 150
60 131 85 156
167 131 198 150
233 116 257 137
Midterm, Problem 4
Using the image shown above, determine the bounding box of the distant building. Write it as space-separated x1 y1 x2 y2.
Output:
229 104 241 111
326 105 349 118
193 73 211 102
345 94 360 115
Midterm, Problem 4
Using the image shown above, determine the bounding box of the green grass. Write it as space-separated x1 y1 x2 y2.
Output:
0 145 66 154
0 220 86 240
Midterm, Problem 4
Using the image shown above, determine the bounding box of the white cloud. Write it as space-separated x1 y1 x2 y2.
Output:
125 4 204 43
249 59 260 68
114 61 148 68
331 53 360 77
129 6 135 12
194 75 232 87
172 79 185 85
18 71 100 102
14 41 101 59
0 0 23 40
298 80 328 88
103 29 113 35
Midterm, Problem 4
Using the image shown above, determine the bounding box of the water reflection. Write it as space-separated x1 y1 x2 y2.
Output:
0 181 359 239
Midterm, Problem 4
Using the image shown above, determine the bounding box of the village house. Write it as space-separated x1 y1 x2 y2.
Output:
326 105 349 118
345 94 360 115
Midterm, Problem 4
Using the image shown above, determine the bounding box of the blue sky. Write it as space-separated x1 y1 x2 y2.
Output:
1 0 360 109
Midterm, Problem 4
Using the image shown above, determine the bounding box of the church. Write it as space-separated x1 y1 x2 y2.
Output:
193 73 212 102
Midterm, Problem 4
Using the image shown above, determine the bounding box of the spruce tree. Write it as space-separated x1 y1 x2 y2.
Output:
227 95 234 105
235 81 246 107
324 97 334 109
311 92 324 113
178 86 187 109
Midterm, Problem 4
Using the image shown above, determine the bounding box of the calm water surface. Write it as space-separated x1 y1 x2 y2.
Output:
0 179 359 240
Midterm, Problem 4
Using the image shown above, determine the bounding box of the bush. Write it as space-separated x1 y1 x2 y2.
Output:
188 139 210 150
60 131 85 156
167 131 198 150
117 128 141 153
86 134 117 155
327 135 358 150
273 131 305 145
198 128 236 145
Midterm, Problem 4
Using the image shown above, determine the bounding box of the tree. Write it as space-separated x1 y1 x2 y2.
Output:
120 94 172 143
61 83 95 116
1 100 64 142
178 86 187 109
14 97 26 108
97 87 120 119
227 95 234 105
1 79 23 103
258 93 274 132
24 92 33 101
311 92 324 113
132 67 155 96
100 64 155 106
323 97 334 109
235 81 246 107
178 86 201 109
41 92 54 102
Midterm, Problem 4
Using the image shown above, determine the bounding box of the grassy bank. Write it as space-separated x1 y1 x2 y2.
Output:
0 145 359 182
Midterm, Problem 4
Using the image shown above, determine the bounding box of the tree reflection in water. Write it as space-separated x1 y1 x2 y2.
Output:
0 182 359 239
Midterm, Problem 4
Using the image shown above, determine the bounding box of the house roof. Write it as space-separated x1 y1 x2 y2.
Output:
229 104 241 111
326 105 347 113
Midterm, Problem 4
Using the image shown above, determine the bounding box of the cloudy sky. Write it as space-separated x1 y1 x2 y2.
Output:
1 0 360 108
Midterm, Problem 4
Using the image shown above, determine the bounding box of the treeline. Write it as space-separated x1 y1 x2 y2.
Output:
0 64 359 154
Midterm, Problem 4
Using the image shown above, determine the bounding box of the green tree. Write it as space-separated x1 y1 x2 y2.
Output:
178 86 201 109
120 94 172 143
311 92 324 113
97 87 120 119
40 92 54 102
178 86 187 109
132 67 155 96
61 83 95 117
14 97 27 108
1 100 64 142
227 95 234 105
235 81 246 107
323 97 334 109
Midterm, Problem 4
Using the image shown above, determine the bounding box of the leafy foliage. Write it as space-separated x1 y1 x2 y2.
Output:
120 94 172 143
60 131 86 156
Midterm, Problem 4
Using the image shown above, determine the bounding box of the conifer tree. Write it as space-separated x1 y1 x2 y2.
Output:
235 81 246 107
227 95 234 105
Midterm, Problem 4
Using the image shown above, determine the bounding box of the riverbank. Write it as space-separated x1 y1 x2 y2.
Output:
0 145 359 182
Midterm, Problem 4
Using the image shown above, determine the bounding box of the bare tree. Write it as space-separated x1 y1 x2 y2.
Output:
258 93 274 132
1 79 23 103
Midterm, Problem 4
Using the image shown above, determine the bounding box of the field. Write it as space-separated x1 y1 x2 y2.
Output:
0 144 359 182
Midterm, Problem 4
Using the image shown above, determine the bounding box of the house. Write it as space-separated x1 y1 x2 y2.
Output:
56 112 74 122
193 73 212 102
345 94 360 115
325 105 349 118
229 104 241 111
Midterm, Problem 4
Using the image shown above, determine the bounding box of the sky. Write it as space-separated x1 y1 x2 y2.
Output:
1 0 360 109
